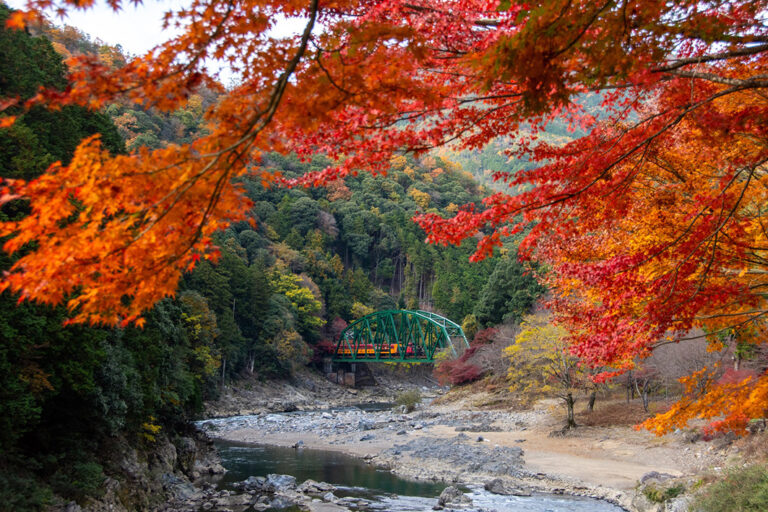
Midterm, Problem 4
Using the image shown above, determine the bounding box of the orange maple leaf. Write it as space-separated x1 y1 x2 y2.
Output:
5 11 28 30
0 116 17 129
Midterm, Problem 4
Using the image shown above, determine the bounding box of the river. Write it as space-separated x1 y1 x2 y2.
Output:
202 404 628 512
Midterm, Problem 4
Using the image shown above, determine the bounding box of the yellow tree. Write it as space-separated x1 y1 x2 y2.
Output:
269 271 325 333
350 301 374 320
178 291 221 379
505 314 588 429
408 188 431 209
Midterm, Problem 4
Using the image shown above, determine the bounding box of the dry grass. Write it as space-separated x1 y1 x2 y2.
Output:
732 430 768 462
433 376 527 410
438 383 687 428
577 398 673 427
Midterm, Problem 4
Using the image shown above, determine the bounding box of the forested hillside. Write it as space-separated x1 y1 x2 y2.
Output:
0 10 544 509
30 20 217 151
434 94 606 191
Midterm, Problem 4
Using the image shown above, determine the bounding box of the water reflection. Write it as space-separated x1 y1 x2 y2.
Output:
216 441 448 497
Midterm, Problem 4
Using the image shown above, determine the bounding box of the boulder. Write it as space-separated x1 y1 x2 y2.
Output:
190 433 227 476
337 497 370 508
297 479 337 495
152 435 178 473
640 472 676 485
265 473 297 492
161 473 200 501
437 486 473 508
118 445 149 481
665 496 693 512
631 492 664 512
282 402 299 412
175 436 197 474
484 478 532 496
237 476 266 491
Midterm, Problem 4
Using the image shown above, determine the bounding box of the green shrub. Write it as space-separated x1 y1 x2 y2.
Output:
50 461 105 503
693 465 768 512
394 389 422 413
0 469 52 511
642 483 684 503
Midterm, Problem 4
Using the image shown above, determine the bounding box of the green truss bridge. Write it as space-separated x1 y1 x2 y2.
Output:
332 310 469 363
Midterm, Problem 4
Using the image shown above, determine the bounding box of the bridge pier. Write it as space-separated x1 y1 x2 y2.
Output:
323 359 375 387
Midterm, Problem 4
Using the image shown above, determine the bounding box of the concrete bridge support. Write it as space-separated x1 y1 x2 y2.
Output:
323 358 375 387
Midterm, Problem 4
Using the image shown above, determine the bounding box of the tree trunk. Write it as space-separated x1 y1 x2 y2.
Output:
641 380 650 412
588 390 597 412
565 393 577 429
633 377 652 412
400 256 408 293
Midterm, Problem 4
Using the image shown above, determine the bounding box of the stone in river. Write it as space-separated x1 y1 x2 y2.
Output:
265 473 297 492
238 475 266 491
298 479 336 494
484 478 532 496
437 486 473 508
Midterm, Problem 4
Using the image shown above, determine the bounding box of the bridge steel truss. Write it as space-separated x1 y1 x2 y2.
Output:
333 310 469 363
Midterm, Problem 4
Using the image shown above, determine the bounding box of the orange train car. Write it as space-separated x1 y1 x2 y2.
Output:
335 343 415 356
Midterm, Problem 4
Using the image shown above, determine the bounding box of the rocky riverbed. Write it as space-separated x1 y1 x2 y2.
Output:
159 470 626 512
196 405 636 510
203 366 437 418
183 367 734 512
197 407 536 482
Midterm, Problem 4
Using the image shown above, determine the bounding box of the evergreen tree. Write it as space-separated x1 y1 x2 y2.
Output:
474 256 545 327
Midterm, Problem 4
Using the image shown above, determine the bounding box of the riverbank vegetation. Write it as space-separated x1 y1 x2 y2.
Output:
692 465 768 512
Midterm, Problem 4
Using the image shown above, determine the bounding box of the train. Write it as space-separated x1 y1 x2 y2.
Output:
335 343 416 356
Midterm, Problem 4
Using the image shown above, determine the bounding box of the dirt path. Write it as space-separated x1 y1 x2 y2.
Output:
490 430 683 490
441 398 728 490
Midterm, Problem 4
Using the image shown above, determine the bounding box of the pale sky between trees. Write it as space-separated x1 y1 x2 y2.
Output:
6 0 306 84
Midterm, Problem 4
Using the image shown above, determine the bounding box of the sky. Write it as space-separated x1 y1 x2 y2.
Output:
5 0 306 86
6 0 307 83
7 0 186 55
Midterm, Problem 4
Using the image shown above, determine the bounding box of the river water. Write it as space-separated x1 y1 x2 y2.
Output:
214 440 626 511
